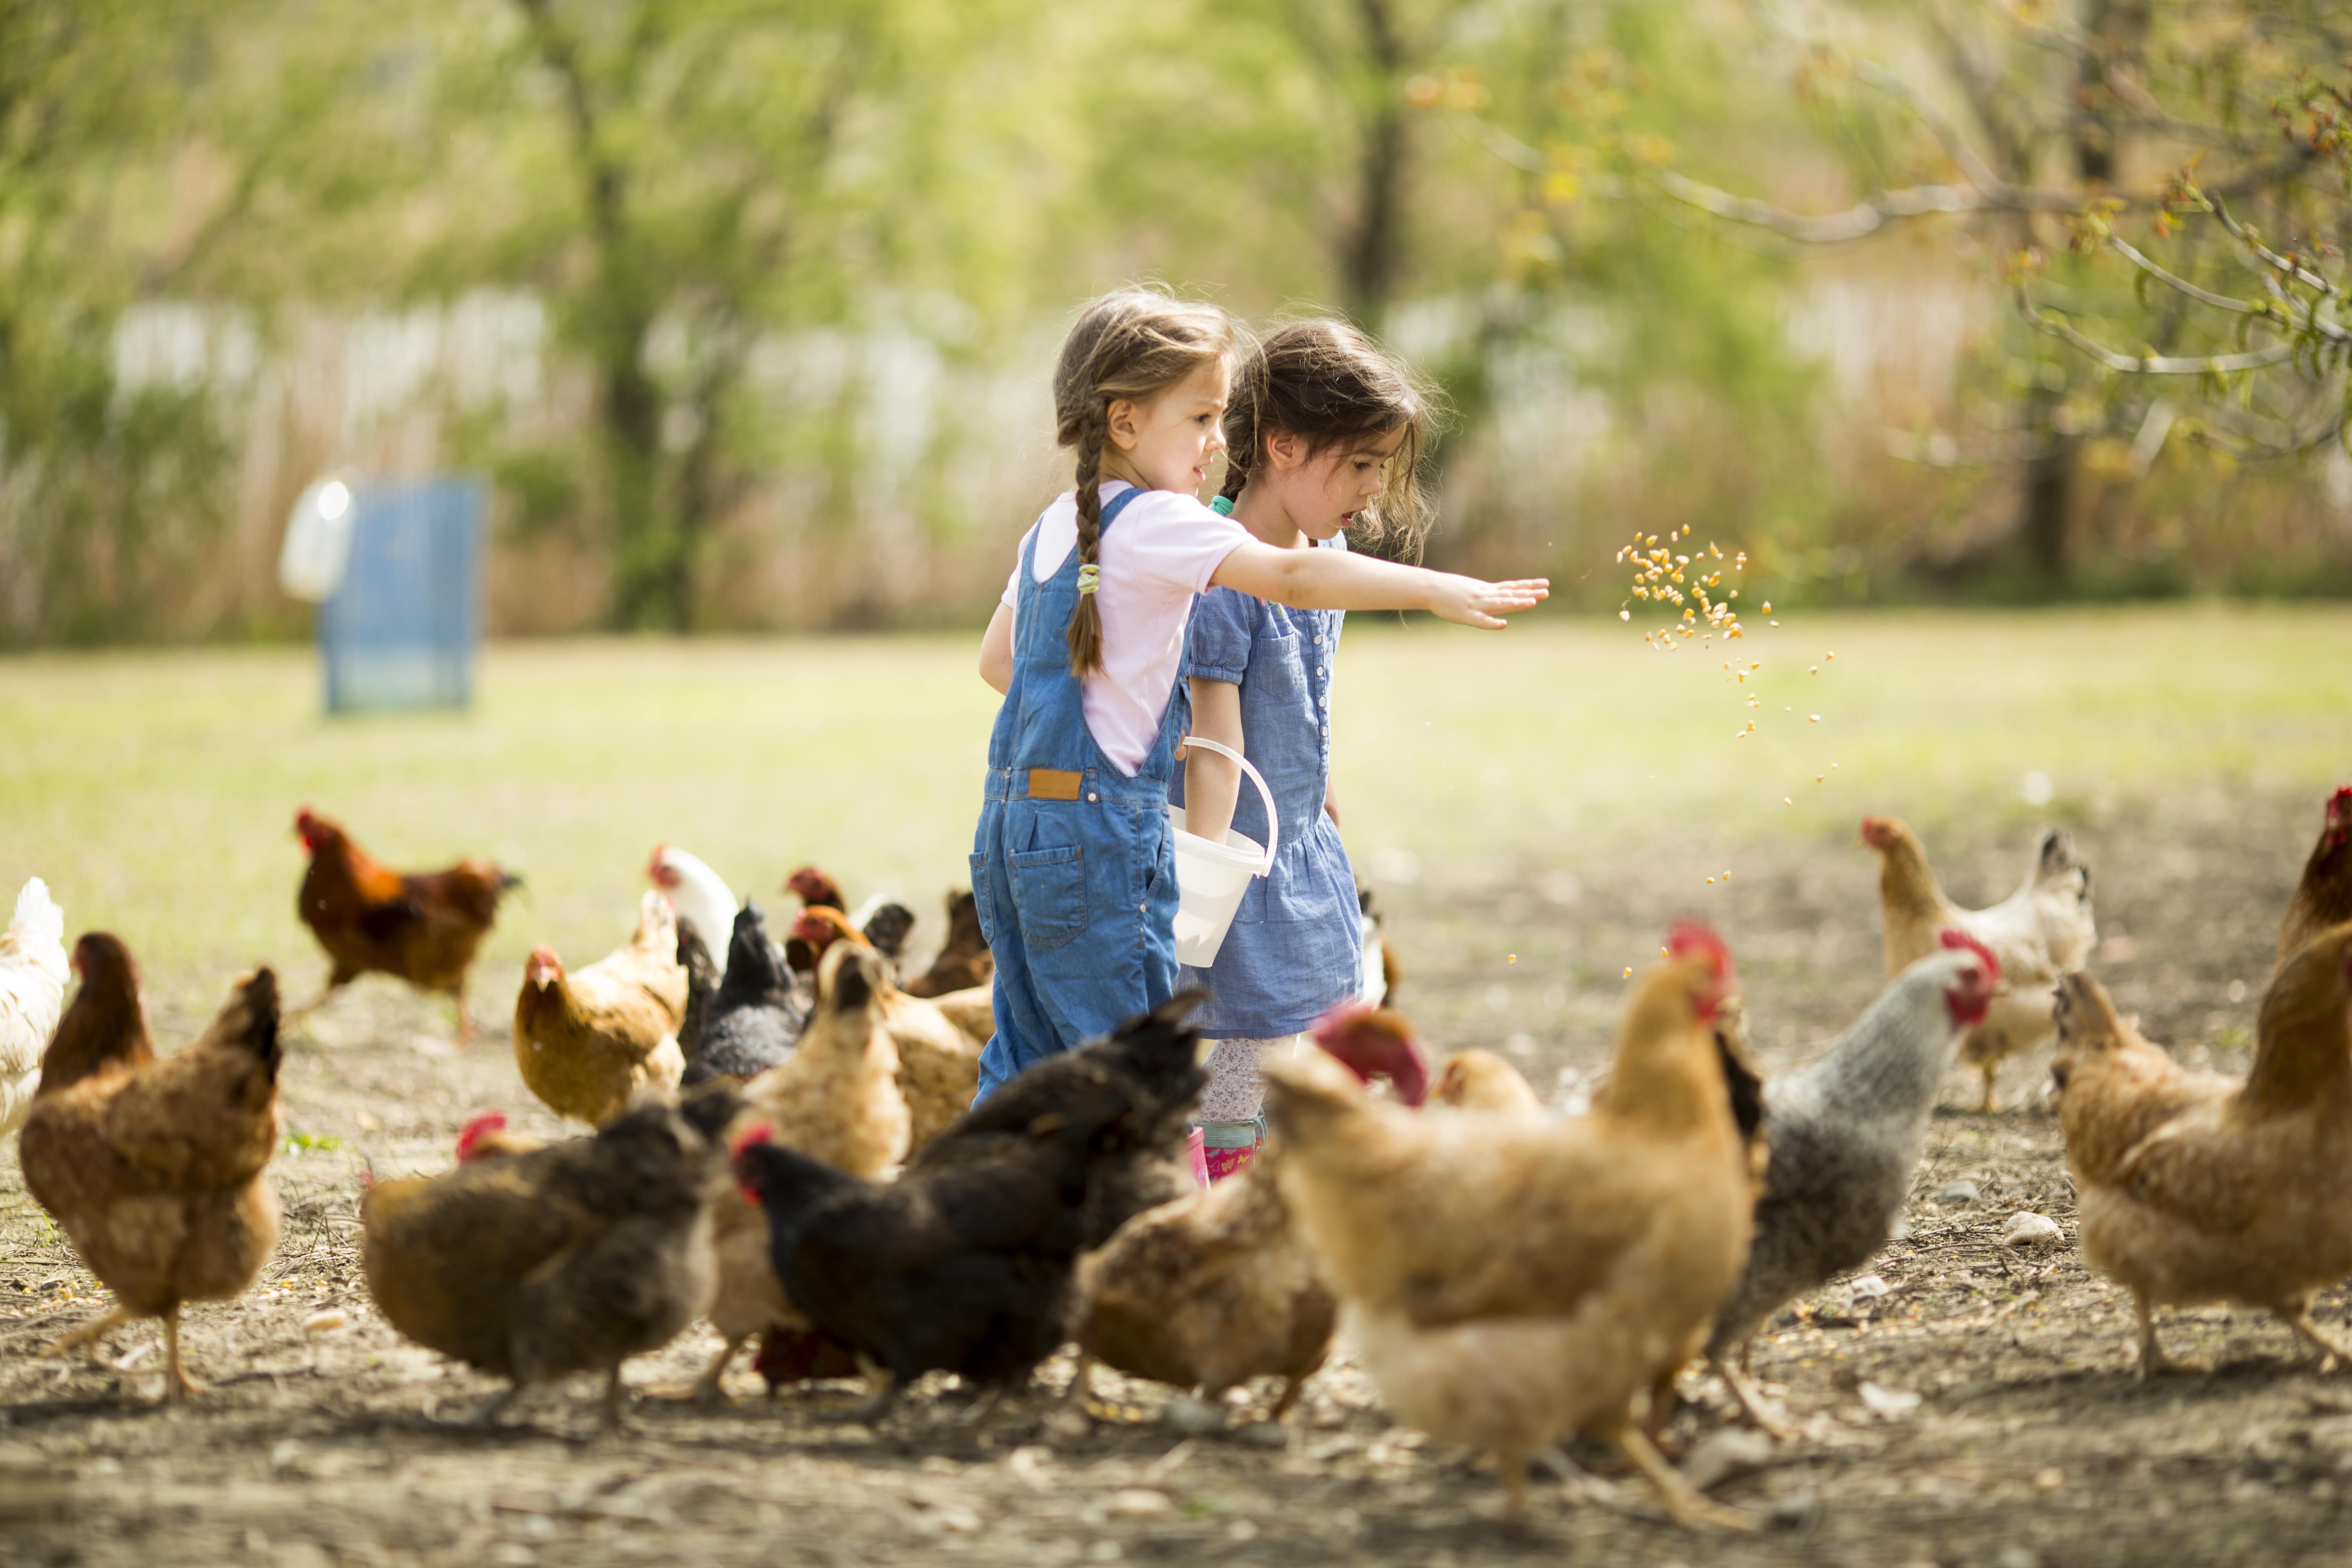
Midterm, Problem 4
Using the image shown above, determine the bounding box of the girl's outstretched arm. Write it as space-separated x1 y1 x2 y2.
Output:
1180 678 1245 843
1209 541 1548 628
979 604 1014 694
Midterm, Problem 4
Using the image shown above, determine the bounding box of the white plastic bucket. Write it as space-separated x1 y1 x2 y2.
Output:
1167 736 1279 967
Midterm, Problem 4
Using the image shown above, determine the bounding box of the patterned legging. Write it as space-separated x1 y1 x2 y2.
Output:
1197 1035 1302 1123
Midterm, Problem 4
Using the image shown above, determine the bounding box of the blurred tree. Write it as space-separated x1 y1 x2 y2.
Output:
1443 1 2349 587
0 0 239 645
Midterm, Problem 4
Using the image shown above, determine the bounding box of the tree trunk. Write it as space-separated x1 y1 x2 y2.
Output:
1339 0 1406 325
2019 389 2076 579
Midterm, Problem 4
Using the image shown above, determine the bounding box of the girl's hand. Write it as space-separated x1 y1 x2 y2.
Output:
1425 575 1550 630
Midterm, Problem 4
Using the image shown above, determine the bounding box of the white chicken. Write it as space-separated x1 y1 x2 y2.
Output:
1860 817 2095 1111
0 878 68 1135
649 845 739 978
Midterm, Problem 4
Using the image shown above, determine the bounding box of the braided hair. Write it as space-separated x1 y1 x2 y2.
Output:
1219 319 1440 561
1052 288 1238 677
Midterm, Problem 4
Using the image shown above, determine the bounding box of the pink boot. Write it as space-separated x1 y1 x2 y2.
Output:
1200 1119 1264 1183
1184 1127 1211 1190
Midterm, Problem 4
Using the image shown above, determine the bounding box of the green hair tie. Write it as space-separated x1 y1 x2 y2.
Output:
1076 563 1101 595
1210 495 1235 516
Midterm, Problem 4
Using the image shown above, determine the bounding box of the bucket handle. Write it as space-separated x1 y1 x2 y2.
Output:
1178 736 1279 876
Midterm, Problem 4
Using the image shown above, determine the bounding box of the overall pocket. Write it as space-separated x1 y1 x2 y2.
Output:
1007 844 1089 951
967 852 998 947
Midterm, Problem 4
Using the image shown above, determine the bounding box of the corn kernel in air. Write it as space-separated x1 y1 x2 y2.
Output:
1784 797 1794 805
1624 967 1633 977
1809 714 1820 722
1619 609 1630 620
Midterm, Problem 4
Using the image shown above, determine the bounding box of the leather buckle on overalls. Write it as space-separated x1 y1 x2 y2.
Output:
1026 768 1084 801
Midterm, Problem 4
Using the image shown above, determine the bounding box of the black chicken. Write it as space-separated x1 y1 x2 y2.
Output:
731 993 1207 1417
681 902 807 1086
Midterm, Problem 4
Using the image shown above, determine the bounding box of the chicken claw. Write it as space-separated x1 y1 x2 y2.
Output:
600 1367 630 1430
693 1337 747 1404
839 1369 899 1425
41 1305 133 1365
1617 1427 1760 1531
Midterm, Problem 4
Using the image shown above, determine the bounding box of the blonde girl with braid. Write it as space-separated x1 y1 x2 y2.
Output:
971 288 1547 1104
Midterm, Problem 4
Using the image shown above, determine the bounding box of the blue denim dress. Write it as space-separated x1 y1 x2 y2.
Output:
1170 554 1363 1039
969 486 1189 1101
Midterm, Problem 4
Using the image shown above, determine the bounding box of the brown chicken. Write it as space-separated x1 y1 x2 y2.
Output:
294 807 521 1042
1862 816 2095 1111
19 937 284 1399
2053 925 2352 1377
2278 786 2352 971
902 889 994 998
793 906 983 1150
1434 1048 1544 1114
361 1089 738 1426
1263 925 1757 1526
696 942 910 1400
1074 1002 1432 1419
513 891 688 1125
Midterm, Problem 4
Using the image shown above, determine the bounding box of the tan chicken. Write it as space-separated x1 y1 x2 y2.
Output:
1861 816 2095 1111
1263 925 1757 1526
1434 1048 1544 1114
2053 925 2352 1377
695 942 910 1399
514 891 688 1125
1072 1005 1433 1420
791 906 983 1150
18 937 284 1399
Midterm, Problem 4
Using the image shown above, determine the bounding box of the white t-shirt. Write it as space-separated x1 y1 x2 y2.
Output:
1002 483 1252 776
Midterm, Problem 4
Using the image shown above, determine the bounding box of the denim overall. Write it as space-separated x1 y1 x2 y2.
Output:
969 486 1188 1102
1169 542 1364 1180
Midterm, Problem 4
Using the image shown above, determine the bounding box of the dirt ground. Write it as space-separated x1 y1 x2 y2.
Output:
3 784 2345 1568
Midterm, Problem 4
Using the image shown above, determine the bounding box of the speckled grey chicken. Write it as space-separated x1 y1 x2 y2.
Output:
1698 933 2001 1435
680 902 807 1086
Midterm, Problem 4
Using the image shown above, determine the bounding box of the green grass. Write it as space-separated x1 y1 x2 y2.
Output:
2 605 2345 1019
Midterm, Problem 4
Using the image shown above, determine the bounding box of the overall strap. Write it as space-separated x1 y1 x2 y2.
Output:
1094 483 1143 537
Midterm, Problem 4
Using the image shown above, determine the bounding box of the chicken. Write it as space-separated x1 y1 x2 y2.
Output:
1699 933 1999 1436
793 906 984 1151
361 1089 739 1425
513 891 688 1125
1073 1002 1429 1419
2053 928 2352 1378
1860 815 2094 1111
1356 888 1401 1008
18 938 283 1399
681 902 808 1087
1262 925 1757 1526
1434 1048 1542 1115
902 889 994 998
650 844 742 978
294 807 521 1042
454 1109 546 1164
786 866 846 911
2278 786 2352 971
731 995 1206 1419
695 942 910 1400
0 877 67 1136
853 895 919 968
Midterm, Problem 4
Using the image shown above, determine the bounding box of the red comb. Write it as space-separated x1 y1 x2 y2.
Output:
729 1121 775 1158
454 1110 508 1162
2329 786 2352 825
1311 1001 1377 1047
1666 921 1733 978
1939 928 2002 984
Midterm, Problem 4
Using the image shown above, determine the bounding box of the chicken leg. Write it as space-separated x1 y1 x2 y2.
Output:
1977 1060 2000 1115
162 1306 203 1400
1267 1373 1307 1422
600 1366 629 1430
1710 1352 1795 1441
2281 1303 2352 1372
41 1304 134 1365
2131 1294 2180 1380
1613 1424 1758 1532
694 1336 747 1403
